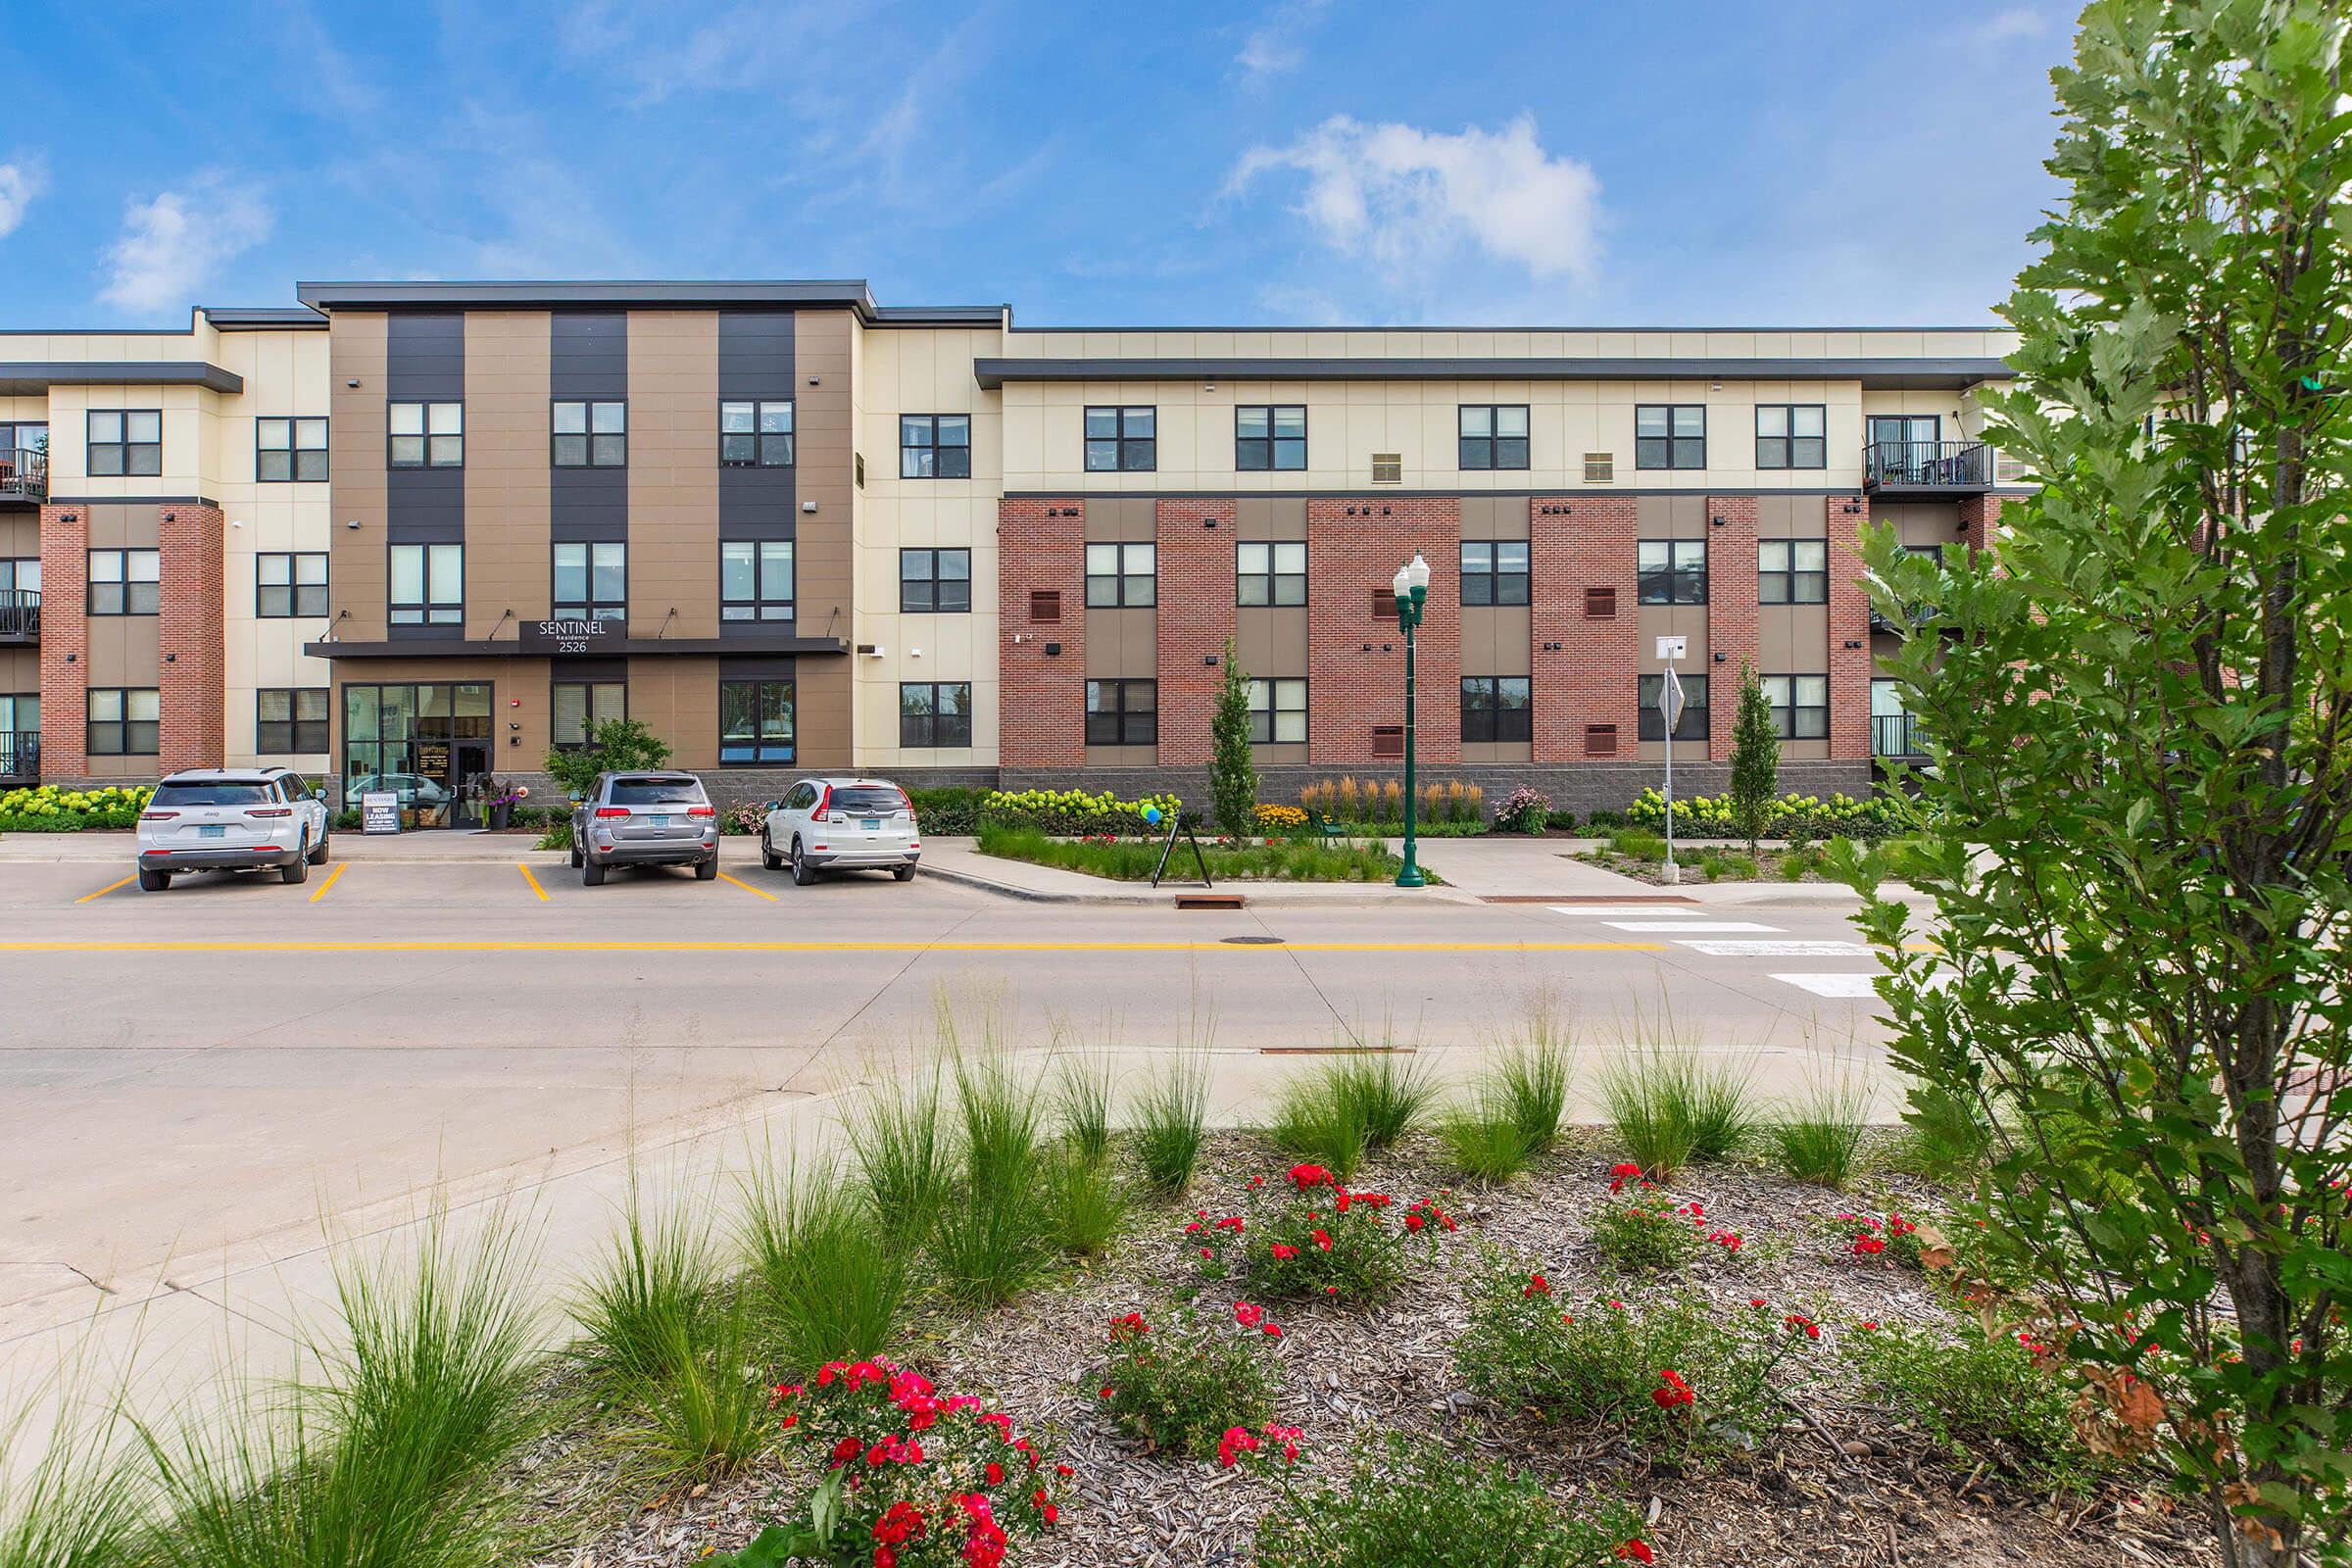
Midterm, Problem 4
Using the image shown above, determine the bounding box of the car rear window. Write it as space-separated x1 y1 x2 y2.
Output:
610 777 708 807
830 786 906 814
151 783 273 808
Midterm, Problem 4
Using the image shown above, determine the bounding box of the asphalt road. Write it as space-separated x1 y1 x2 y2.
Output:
0 853 1897 1351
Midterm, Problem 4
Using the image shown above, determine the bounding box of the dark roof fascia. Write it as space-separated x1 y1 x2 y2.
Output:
201 306 327 330
971 357 2016 391
294 280 1003 326
306 634 853 661
0 363 243 396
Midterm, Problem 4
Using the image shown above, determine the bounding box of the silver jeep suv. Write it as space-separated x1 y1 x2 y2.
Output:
569 771 719 886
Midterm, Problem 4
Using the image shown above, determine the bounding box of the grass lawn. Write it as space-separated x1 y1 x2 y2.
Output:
976 823 1417 882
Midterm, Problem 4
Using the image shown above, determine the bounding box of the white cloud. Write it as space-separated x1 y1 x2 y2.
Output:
1238 0 1332 78
0 156 44 239
1225 113 1601 285
1973 7 2047 43
99 175 272 313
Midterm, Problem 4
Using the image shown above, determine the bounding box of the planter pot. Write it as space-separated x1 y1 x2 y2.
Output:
490 803 514 831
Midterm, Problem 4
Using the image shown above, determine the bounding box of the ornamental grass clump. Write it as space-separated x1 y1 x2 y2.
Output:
1596 1019 1757 1180
1436 1091 1539 1188
1051 1054 1115 1166
1192 1162 1456 1303
846 1070 957 1241
1588 1163 1742 1272
1455 1266 1823 1458
1045 1143 1128 1258
930 1059 1056 1310
1493 1002 1576 1153
0 1364 146 1568
1269 1070 1369 1182
1845 1316 2097 1494
1255 1431 1649 1568
715 1358 1073 1568
1132 1054 1209 1195
738 1153 911 1373
1766 1060 1872 1188
1096 1303 1281 1459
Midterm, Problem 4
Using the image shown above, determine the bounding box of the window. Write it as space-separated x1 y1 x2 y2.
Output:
553 401 626 467
1755 405 1825 469
900 682 973 748
719 540 794 621
552 681 626 748
1459 540 1530 607
256 688 329 753
720 400 795 466
718 679 794 762
0 420 47 455
86 688 159 756
1757 538 1828 605
899 548 971 612
1636 540 1707 605
389 543 464 626
258 417 328 482
1636 405 1706 469
1085 679 1156 746
1460 676 1533 744
1236 406 1306 470
1458 405 1530 470
87 549 160 615
899 416 971 478
1248 678 1307 744
1237 541 1305 607
1762 674 1830 740
257 552 328 617
1083 406 1155 472
1084 542 1156 608
552 542 627 623
0 558 36 595
1638 673 1709 741
388 402 464 467
86 411 162 476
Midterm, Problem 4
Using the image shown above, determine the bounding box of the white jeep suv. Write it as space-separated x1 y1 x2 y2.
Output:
761 777 920 885
135 769 320 891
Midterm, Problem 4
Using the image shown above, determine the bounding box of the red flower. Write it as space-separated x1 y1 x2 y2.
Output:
1110 1311 1149 1340
1289 1162 1332 1190
1265 1320 1286 1336
1404 1211 1426 1232
1749 1297 1767 1308
1524 1273 1551 1298
1054 1463 1074 1478
1651 1368 1695 1409
1859 1320 1880 1331
1784 1313 1822 1340
1039 1502 1058 1526
986 1461 1004 1486
1852 1234 1886 1256
1608 1160 1642 1193
1200 1247 1213 1258
1215 1214 1245 1231
1234 1301 1263 1329
1311 1229 1333 1251
1615 1541 1655 1563
1216 1425 1259 1468
1099 1386 1114 1398
876 1549 897 1568
1271 1243 1298 1260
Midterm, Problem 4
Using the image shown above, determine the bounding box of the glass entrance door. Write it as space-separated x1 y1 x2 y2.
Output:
451 742 489 828
341 681 494 828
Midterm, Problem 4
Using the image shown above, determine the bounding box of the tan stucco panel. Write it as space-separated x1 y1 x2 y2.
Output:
1085 607 1156 678
328 313 391 641
625 656 719 768
1234 609 1307 678
794 312 858 765
1461 606 1532 677
627 312 719 635
463 312 553 637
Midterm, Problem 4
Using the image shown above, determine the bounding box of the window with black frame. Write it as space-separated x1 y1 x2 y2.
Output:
1754 405 1826 469
718 679 794 762
900 548 971 612
1459 539 1530 606
551 681 625 748
256 688 328 753
388 402 463 467
553 401 626 467
720 400 794 466
87 549 160 615
86 411 162 476
1248 678 1306 744
1756 538 1828 604
1636 540 1707 605
1636 405 1706 469
1460 676 1532 744
257 416 327 481
899 416 971 478
389 543 464 626
1237 541 1305 606
1235 406 1306 470
1458 405 1530 469
86 688 160 756
720 540 794 621
1084 542 1155 608
553 542 627 623
1085 679 1156 746
1083 407 1155 471
257 552 328 617
1761 674 1829 740
1637 673 1708 741
900 682 972 748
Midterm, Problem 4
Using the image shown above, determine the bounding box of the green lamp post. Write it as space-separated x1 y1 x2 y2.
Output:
1391 551 1433 888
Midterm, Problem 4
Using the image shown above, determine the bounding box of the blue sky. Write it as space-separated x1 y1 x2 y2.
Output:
0 1 2076 330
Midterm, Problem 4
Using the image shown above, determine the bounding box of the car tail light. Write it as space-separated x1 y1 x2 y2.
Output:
249 808 293 818
142 847 172 855
595 807 630 817
687 805 715 816
139 810 177 821
814 785 832 817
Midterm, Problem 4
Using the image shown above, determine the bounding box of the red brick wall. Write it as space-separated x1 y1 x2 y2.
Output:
997 498 1087 767
1823 493 1874 760
35 505 89 779
1532 494 1637 761
158 505 226 773
1305 497 1460 765
1153 498 1237 766
1704 495 1759 760
1958 493 2007 555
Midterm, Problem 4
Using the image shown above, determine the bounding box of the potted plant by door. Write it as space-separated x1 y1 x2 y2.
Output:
483 775 525 831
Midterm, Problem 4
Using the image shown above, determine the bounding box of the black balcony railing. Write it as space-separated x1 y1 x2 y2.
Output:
1872 712 1926 759
0 448 46 503
1864 440 1991 492
1868 603 1940 635
0 730 36 779
0 589 37 642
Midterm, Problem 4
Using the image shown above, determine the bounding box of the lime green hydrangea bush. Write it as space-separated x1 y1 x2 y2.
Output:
0 784 152 832
1622 786 1917 842
979 786 1181 837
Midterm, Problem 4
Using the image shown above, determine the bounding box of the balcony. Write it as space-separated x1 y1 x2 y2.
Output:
1868 603 1940 636
1863 439 1990 495
1872 712 1926 760
0 731 35 782
0 590 35 643
0 448 45 504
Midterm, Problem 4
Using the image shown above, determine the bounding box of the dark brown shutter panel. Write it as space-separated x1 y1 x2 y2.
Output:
1029 589 1061 623
1371 725 1405 759
1585 723 1618 757
1585 586 1616 619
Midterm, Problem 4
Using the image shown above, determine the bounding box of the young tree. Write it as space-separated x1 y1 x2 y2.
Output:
543 717 675 800
1839 7 2351 1563
1727 662 1780 858
1208 638 1259 839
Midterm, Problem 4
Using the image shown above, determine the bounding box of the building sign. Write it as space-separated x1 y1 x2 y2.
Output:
519 617 619 656
361 792 401 834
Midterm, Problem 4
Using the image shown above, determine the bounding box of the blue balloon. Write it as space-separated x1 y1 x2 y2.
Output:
1145 807 1163 826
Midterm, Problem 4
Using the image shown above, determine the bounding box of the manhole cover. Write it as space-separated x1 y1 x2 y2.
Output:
1220 935 1286 946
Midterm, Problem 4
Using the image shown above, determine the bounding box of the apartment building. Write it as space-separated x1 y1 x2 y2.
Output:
2 280 2023 823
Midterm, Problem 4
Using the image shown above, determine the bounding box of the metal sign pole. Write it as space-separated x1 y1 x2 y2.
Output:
1656 637 1686 886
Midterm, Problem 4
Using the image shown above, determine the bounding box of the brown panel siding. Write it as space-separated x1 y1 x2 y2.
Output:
626 311 719 637
793 311 856 764
464 312 553 638
328 313 390 641
626 655 719 768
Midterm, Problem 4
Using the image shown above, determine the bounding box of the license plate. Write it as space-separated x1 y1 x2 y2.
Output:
647 815 674 828
198 824 225 840
861 817 881 832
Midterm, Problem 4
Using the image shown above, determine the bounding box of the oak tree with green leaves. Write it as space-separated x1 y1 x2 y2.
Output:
1727 662 1780 859
1840 5 2351 1563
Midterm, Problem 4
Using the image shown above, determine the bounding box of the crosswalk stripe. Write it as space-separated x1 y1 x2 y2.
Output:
1603 920 1783 933
1770 972 1884 998
1676 939 1875 956
1545 905 1706 917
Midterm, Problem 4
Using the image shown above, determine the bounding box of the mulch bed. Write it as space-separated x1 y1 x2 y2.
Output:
512 1129 2210 1568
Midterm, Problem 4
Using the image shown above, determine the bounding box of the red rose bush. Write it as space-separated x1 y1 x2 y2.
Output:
1190 1162 1457 1302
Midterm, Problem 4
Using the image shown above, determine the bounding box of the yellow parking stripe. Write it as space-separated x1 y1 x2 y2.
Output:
308 863 347 904
75 876 137 904
0 939 1670 955
717 871 777 902
516 863 549 902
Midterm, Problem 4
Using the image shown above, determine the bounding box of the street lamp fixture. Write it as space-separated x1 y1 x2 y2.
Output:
1392 552 1432 888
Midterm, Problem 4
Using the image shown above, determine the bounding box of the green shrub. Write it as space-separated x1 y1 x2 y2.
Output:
844 1072 956 1241
1596 1029 1757 1179
1099 1304 1278 1459
1046 1144 1129 1256
979 786 1180 836
1194 1167 1455 1303
1624 784 1921 842
1606 829 1666 862
738 1158 910 1373
1256 1432 1650 1568
1846 1317 2096 1494
1767 1065 1872 1187
1777 849 1812 881
1493 785 1552 834
0 784 150 832
1436 1096 1537 1187
1886 1080 1995 1179
976 823 1406 882
906 785 984 834
542 716 672 803
1133 1055 1209 1195
1720 852 1758 879
1588 1180 1727 1273
535 818 572 852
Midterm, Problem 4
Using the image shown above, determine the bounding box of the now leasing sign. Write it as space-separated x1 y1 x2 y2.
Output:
518 617 618 655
